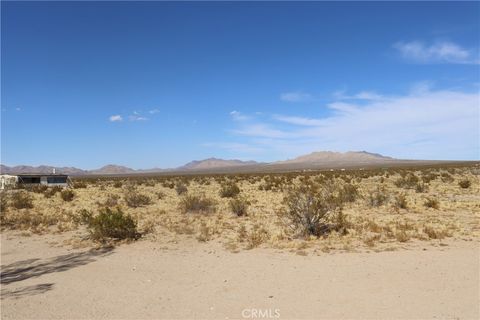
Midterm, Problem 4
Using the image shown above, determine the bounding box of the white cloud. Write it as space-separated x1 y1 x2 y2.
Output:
149 109 160 114
225 87 479 160
109 115 123 122
280 91 313 102
230 110 249 121
394 40 479 64
15 107 21 111
129 115 148 121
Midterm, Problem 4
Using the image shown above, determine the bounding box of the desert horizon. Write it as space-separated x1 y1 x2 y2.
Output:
1 1 479 319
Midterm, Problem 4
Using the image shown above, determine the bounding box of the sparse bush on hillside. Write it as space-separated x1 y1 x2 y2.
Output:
458 179 471 189
415 182 428 193
113 181 123 188
338 183 359 203
11 191 34 209
440 172 454 183
394 173 419 189
219 182 241 198
124 191 152 208
97 194 120 207
60 189 75 202
179 194 216 214
86 207 139 241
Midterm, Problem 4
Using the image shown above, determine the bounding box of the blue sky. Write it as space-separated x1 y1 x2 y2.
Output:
2 1 479 169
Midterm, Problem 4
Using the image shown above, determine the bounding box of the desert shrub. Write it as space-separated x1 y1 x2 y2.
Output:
175 183 188 195
394 173 419 189
162 181 175 189
393 193 408 209
1 192 8 212
156 191 166 199
369 187 388 207
124 191 152 208
179 194 216 214
395 230 410 242
87 207 139 241
246 224 269 249
229 197 249 216
73 181 87 189
97 194 120 207
27 185 48 193
423 225 447 239
196 222 212 242
338 183 359 203
113 181 123 188
43 186 62 198
282 185 343 238
219 182 241 198
422 173 438 183
424 197 439 209
440 172 454 183
60 189 75 202
458 179 471 189
415 182 428 193
11 191 34 209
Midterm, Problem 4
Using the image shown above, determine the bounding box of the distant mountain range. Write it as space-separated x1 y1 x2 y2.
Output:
0 151 437 175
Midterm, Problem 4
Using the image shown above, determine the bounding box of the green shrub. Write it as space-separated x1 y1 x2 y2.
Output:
458 179 471 189
124 191 152 208
219 182 241 198
87 207 139 241
179 194 216 214
229 197 249 216
11 191 34 209
60 189 75 202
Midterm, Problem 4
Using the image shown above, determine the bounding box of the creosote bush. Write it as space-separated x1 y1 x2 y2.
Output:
394 193 408 209
11 191 34 209
179 194 216 214
175 183 188 195
369 187 388 207
282 184 345 238
43 186 62 198
124 191 152 208
229 197 249 216
458 179 471 189
219 182 241 198
84 207 139 241
73 181 87 189
60 189 75 202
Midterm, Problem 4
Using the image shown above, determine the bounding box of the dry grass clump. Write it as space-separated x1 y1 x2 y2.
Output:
229 197 249 216
60 189 75 202
338 183 359 203
113 180 123 188
394 172 419 189
424 197 439 209
11 191 34 209
43 186 62 198
423 225 449 239
81 207 140 242
96 194 120 207
124 190 152 208
175 182 188 195
73 181 87 189
458 179 471 189
393 193 408 210
368 187 388 207
179 194 216 214
219 181 241 198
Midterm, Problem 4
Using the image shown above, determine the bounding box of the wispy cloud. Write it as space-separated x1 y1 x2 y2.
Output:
214 86 479 160
230 110 249 121
280 91 313 102
129 114 148 121
109 115 123 122
394 40 479 64
149 109 160 114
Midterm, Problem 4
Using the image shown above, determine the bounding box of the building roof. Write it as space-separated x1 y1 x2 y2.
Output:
16 174 69 177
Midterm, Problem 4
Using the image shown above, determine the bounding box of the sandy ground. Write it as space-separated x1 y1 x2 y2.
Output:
1 232 479 320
